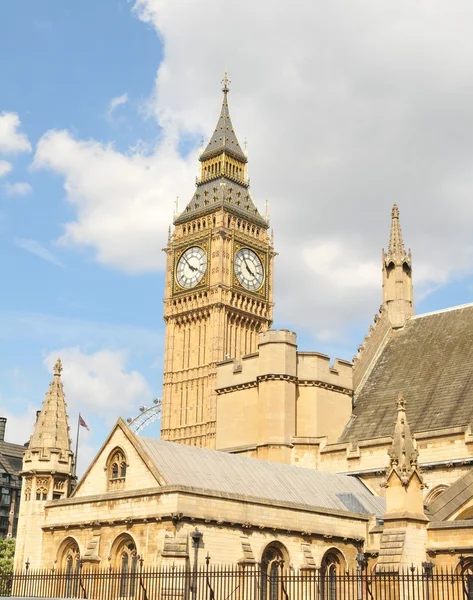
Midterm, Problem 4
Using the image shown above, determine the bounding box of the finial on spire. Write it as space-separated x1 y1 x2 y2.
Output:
54 358 63 377
221 70 231 93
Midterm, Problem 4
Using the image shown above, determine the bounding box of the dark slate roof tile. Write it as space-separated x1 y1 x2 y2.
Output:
341 304 473 443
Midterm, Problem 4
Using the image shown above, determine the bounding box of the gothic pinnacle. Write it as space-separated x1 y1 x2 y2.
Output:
387 392 421 485
386 203 409 264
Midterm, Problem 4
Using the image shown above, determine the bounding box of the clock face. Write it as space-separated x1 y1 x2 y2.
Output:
234 248 264 291
176 246 207 289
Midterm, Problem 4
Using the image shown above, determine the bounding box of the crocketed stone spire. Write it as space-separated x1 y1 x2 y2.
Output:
387 392 422 486
382 204 414 328
25 358 73 467
174 73 267 228
385 204 410 265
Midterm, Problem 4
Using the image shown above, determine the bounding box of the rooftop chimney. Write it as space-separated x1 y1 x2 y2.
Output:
0 417 6 442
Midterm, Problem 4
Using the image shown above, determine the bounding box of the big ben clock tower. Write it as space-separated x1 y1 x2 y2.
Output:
161 74 275 448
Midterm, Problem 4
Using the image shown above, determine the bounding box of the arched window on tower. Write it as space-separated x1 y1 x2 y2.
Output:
35 486 47 501
107 448 127 491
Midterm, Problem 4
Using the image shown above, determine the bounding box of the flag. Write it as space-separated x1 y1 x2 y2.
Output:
79 414 90 431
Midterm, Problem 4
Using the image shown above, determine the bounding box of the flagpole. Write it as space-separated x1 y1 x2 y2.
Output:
74 413 81 478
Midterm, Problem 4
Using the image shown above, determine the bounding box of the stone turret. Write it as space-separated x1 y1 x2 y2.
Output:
382 204 414 328
14 359 74 570
377 393 428 571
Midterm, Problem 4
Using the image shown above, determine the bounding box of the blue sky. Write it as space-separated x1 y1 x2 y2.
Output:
3 0 473 472
0 1 165 462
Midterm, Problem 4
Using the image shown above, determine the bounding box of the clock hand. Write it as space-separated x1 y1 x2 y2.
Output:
243 258 255 277
184 256 197 272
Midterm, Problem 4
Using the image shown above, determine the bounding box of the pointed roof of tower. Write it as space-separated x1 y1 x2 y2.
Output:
386 392 422 486
199 73 247 163
174 74 267 228
384 204 411 266
28 358 72 454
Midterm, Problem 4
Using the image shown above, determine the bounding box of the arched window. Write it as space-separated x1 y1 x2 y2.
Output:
320 550 345 600
36 487 47 501
260 543 289 600
425 485 448 506
107 448 127 490
57 538 81 598
111 535 138 598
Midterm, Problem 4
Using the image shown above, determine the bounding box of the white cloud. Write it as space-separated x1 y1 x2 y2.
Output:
34 129 196 272
44 347 152 420
0 112 32 154
0 402 37 445
0 160 12 178
33 0 473 343
14 238 64 267
3 181 32 196
108 93 128 116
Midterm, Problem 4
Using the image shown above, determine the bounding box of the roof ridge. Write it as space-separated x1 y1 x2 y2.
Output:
411 301 473 320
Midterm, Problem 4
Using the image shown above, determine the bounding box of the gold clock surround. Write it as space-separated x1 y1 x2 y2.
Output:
233 239 268 298
173 239 209 295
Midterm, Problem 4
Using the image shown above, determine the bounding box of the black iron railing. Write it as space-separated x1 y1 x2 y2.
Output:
0 563 472 599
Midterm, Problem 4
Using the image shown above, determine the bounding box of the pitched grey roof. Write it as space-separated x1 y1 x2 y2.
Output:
341 303 473 444
137 437 385 517
200 91 247 163
174 178 267 228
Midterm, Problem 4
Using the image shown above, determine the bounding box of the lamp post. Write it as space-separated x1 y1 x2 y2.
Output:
356 551 366 600
190 529 202 600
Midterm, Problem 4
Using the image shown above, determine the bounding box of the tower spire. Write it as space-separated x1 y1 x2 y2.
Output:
387 204 407 262
382 204 414 328
27 358 72 456
173 74 267 228
15 359 75 570
199 71 247 164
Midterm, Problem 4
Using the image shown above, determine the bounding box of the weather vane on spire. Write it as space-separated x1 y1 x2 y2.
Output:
222 70 231 93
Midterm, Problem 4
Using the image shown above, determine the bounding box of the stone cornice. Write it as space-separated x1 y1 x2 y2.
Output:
42 510 366 547
216 375 352 396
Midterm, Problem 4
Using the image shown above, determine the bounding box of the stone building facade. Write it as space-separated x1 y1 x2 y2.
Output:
13 78 473 578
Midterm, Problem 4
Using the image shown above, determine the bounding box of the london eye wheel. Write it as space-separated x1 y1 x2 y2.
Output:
126 398 162 434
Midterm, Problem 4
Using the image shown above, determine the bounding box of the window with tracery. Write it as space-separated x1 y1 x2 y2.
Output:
260 543 288 600
320 551 344 600
112 536 138 598
107 448 127 490
35 487 47 501
35 477 49 501
57 538 81 598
